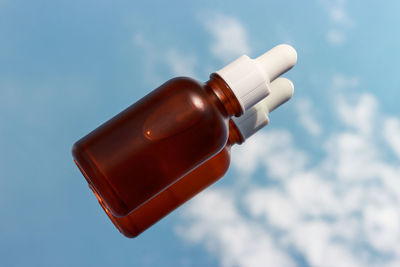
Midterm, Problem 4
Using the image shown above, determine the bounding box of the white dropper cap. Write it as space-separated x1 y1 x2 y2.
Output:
215 44 297 113
232 77 294 140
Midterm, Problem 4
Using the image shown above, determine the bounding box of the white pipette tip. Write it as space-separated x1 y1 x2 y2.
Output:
255 44 298 82
264 77 294 113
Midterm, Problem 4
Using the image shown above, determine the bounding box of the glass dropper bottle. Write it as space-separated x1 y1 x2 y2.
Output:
93 77 294 237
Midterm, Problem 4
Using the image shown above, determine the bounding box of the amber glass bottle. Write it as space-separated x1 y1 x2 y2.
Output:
73 75 242 217
73 44 297 217
93 77 295 237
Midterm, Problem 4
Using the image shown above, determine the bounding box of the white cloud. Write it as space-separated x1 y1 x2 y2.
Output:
134 13 249 82
326 1 355 27
244 188 300 229
295 98 323 136
133 33 198 85
331 74 360 90
364 203 400 252
177 190 296 267
133 33 164 86
383 117 400 159
177 75 400 266
337 93 377 136
326 29 346 46
319 0 355 46
201 13 251 63
318 0 354 27
231 130 308 180
165 50 197 77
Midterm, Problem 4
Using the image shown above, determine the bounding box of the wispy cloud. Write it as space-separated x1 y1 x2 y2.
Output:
165 50 197 77
133 13 250 84
133 33 164 86
332 74 360 90
177 76 400 266
383 117 400 159
232 130 308 181
200 12 251 63
337 93 377 136
133 33 198 85
295 98 323 136
319 0 355 46
326 30 346 46
325 0 355 27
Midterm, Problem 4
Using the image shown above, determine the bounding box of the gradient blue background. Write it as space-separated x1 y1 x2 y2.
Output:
1 1 400 266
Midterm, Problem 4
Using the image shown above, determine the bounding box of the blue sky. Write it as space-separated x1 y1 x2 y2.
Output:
1 0 400 266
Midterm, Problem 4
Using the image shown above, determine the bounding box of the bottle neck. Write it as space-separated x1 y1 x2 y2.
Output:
227 119 244 146
206 73 243 118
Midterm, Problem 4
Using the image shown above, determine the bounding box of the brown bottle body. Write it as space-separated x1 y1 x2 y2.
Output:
73 75 241 217
94 120 244 237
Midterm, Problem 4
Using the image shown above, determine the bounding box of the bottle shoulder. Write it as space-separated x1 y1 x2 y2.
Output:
161 76 206 93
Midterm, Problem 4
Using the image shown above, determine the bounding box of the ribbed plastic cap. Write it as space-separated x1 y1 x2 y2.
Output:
215 44 297 113
232 77 294 139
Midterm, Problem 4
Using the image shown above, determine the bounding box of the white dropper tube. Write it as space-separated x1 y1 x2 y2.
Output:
216 44 297 113
232 77 294 139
